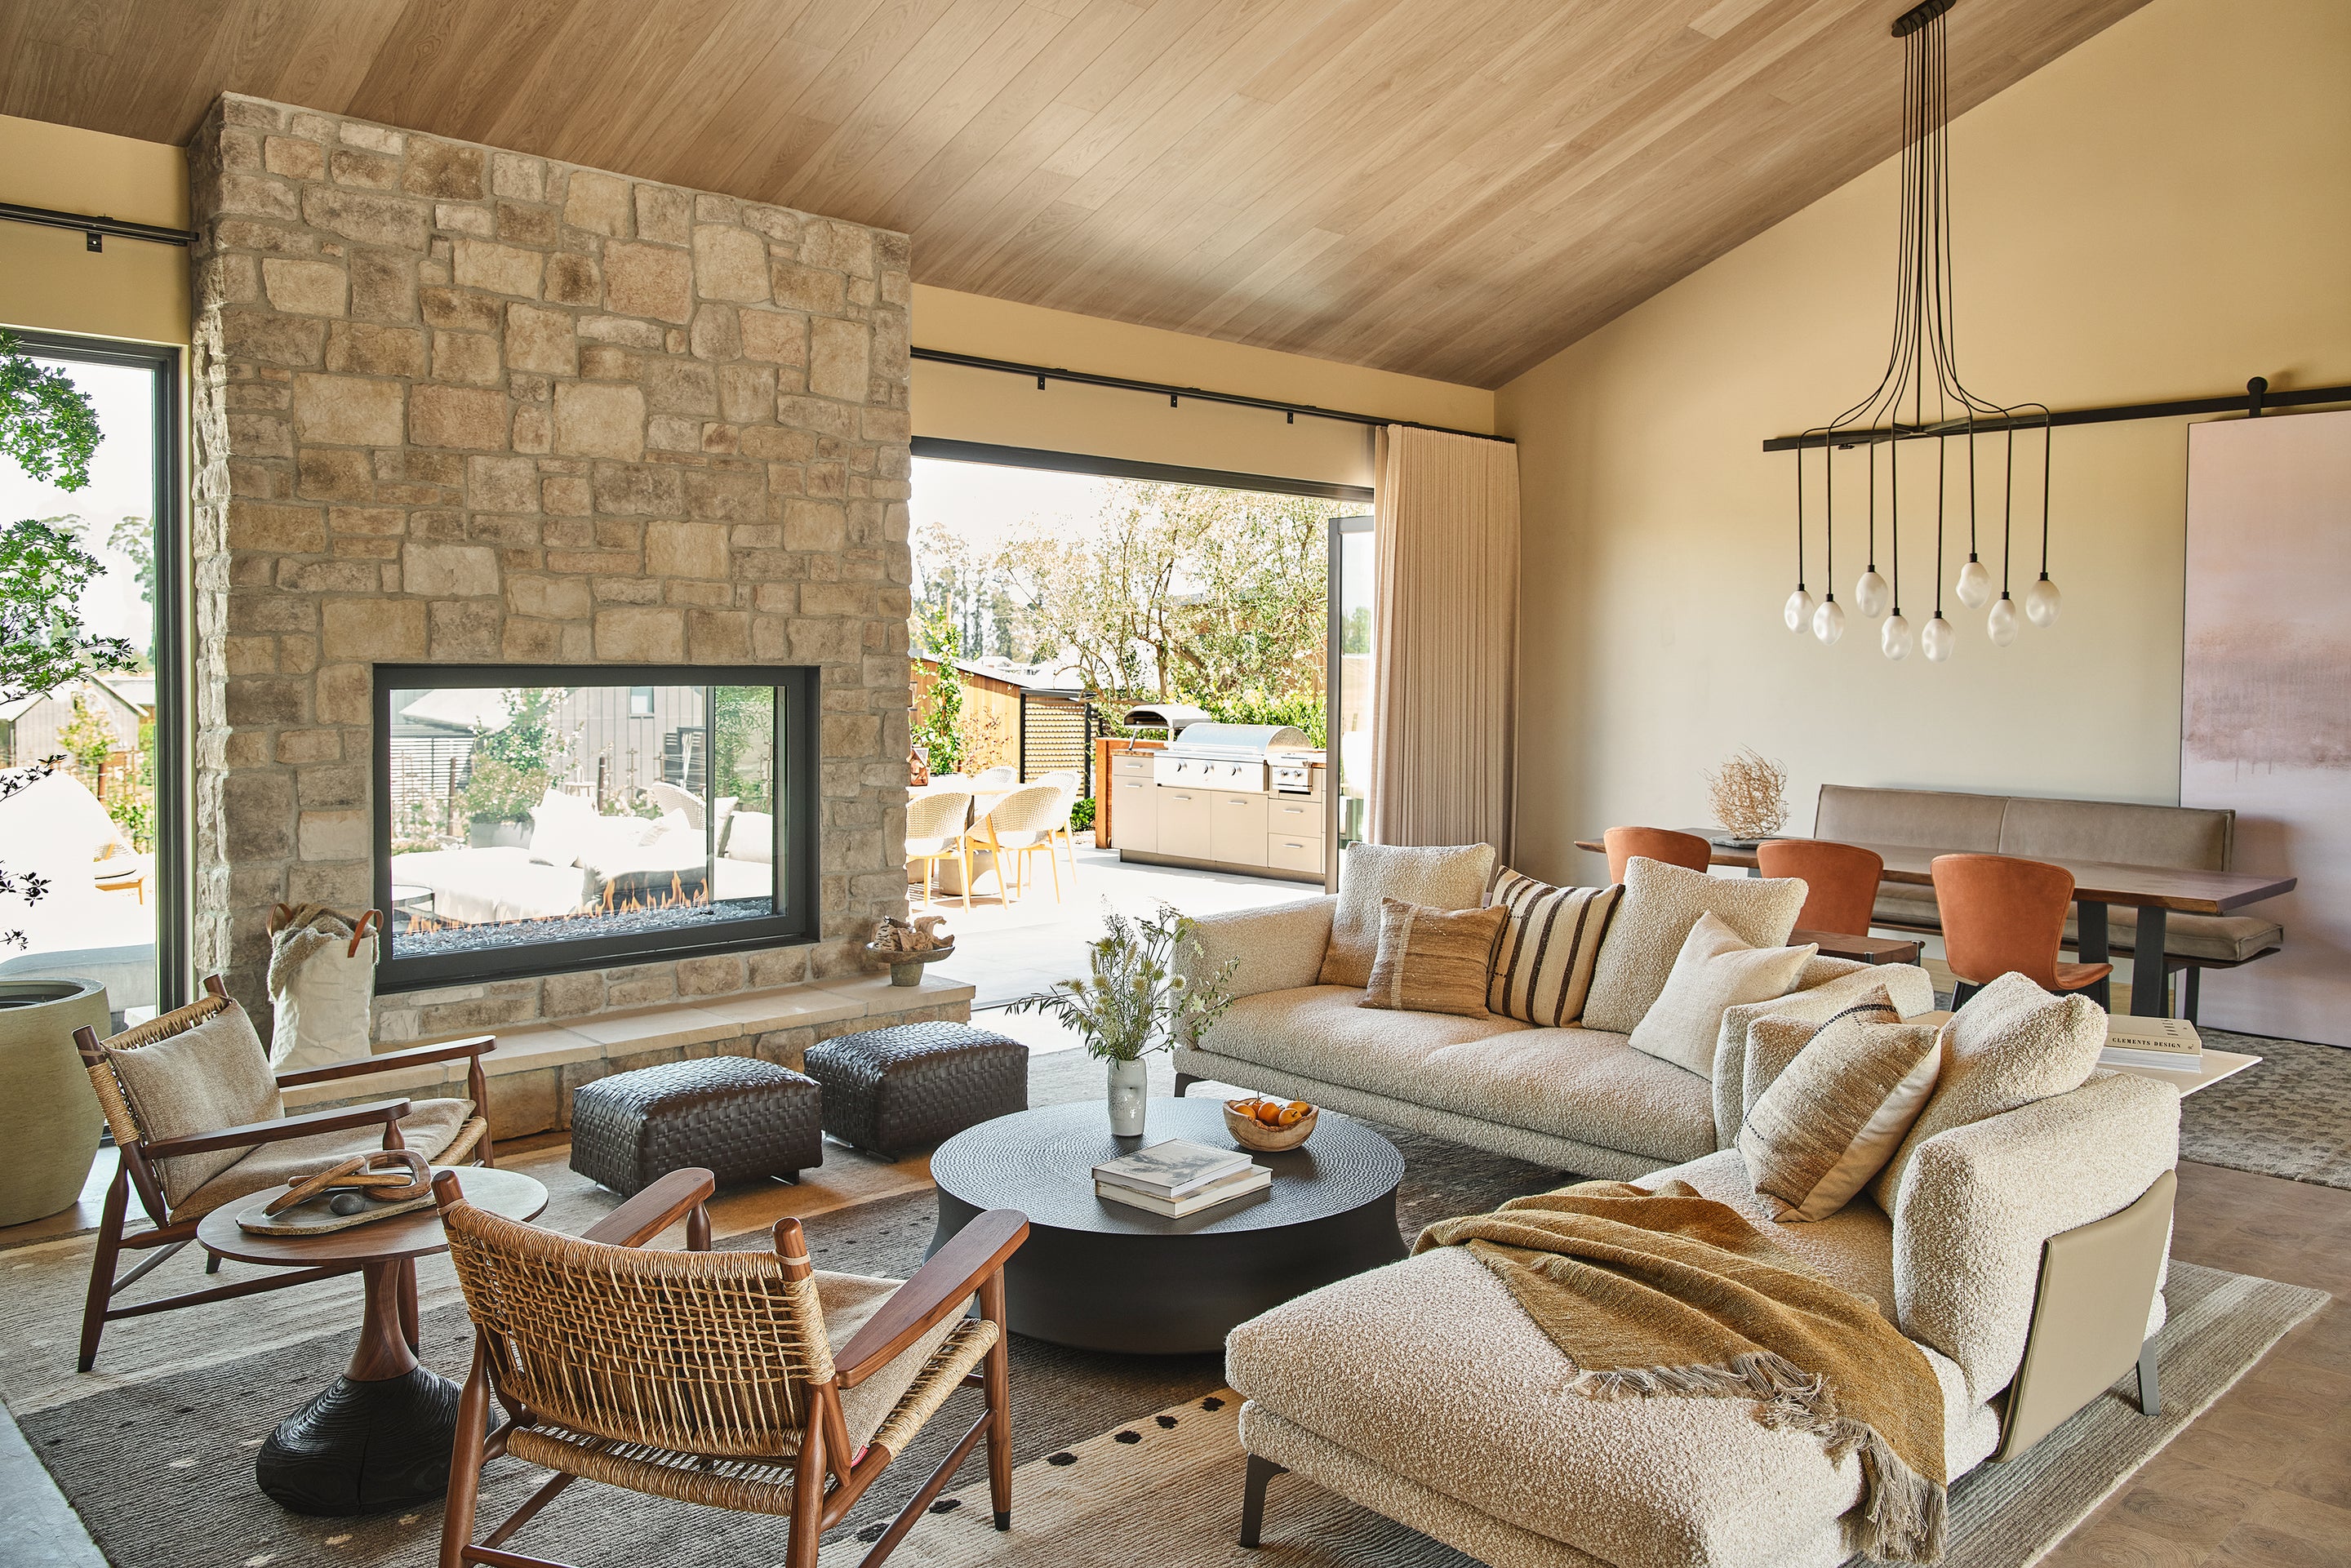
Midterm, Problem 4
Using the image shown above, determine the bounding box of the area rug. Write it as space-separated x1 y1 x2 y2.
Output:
2178 1028 2351 1189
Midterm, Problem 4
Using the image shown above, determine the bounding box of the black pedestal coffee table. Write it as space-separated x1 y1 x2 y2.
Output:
928 1097 1406 1353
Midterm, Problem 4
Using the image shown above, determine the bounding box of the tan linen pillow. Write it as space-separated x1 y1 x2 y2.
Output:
1624 913 1817 1078
1867 971 2108 1214
1484 868 1624 1026
1739 989 1944 1221
1319 842 1495 988
100 1002 284 1207
1360 899 1508 1019
1582 857 1808 1034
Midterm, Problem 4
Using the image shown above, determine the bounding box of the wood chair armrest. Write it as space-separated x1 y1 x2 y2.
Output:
837 1208 1028 1388
579 1168 717 1250
275 1034 496 1087
142 1097 411 1159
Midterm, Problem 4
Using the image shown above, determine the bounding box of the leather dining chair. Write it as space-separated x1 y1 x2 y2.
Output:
1603 826 1713 884
1758 839 1885 937
1931 853 2113 1010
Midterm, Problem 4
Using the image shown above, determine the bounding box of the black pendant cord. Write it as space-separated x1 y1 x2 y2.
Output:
1822 441 1834 609
1889 435 1903 617
1867 439 1878 575
1794 445 1807 593
2001 425 2015 599
1933 433 1947 620
2038 421 2055 584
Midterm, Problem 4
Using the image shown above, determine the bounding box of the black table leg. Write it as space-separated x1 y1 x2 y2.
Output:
2130 905 2170 1017
2077 901 2109 971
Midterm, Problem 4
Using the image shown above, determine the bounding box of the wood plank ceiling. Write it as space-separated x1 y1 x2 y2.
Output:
1 0 2145 388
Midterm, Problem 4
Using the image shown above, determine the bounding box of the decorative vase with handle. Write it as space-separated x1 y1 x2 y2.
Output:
1106 1055 1149 1138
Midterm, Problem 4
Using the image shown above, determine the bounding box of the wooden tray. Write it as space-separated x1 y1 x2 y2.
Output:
236 1185 438 1237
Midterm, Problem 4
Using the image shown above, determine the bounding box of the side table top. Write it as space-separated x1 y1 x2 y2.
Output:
197 1165 549 1268
931 1097 1403 1238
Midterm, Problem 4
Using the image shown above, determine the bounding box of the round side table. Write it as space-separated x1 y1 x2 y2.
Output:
197 1165 546 1516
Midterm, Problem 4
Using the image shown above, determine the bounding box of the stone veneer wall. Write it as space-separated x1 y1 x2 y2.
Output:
185 94 913 1042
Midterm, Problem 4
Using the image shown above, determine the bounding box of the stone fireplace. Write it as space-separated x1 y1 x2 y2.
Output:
185 95 913 1046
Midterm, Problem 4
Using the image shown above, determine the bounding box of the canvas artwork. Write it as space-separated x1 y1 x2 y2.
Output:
2180 408 2351 1047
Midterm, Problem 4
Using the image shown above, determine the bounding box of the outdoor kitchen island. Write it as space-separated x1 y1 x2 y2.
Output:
1107 723 1331 886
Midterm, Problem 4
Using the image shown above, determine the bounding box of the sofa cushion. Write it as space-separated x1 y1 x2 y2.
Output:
1641 1148 1898 1317
1868 972 2105 1214
1583 859 1807 1036
1485 869 1622 1026
1319 843 1495 988
177 1097 477 1219
1738 992 1940 1222
1362 899 1506 1019
1627 913 1816 1079
1207 984 1527 1096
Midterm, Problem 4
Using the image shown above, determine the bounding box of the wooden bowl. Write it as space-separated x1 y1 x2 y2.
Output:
1223 1099 1318 1152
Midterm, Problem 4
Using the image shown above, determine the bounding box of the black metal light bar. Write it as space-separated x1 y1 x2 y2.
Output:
1763 377 2351 452
0 202 195 252
911 345 1509 444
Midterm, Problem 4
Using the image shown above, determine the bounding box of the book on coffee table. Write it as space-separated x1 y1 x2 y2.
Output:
1096 1164 1273 1218
2100 1015 2202 1070
1093 1138 1254 1201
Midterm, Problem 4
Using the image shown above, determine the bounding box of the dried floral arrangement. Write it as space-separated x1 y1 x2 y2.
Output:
1704 747 1790 840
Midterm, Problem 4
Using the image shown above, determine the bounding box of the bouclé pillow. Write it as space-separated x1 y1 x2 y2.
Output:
1582 857 1808 1034
1484 868 1624 1026
1625 913 1817 1077
1739 989 1943 1221
1319 842 1495 988
1360 899 1508 1019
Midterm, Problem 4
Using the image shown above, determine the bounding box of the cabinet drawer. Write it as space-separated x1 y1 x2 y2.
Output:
1266 833 1325 875
1211 793 1268 866
1111 753 1157 780
1267 798 1322 837
1157 788 1212 860
1113 777 1158 852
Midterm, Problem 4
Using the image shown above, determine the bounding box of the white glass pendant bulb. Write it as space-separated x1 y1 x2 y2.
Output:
1922 613 1954 663
1812 597 1846 646
1987 593 2019 646
1854 568 1891 619
2024 575 2062 629
1882 612 1913 661
1955 554 1992 609
1784 586 1816 633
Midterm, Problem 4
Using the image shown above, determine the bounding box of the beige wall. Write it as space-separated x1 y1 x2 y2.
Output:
1497 0 2351 886
913 283 1492 489
0 113 191 344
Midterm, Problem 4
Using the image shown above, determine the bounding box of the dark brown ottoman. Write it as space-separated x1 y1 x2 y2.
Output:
569 1056 822 1197
804 1022 1028 1157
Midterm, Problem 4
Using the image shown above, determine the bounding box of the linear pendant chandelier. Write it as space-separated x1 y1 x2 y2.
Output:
1783 0 2060 663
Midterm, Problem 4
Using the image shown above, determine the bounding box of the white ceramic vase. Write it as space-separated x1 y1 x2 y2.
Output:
1106 1056 1149 1137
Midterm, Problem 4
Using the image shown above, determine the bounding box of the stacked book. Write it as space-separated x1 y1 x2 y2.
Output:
1094 1139 1271 1218
2100 1015 2203 1070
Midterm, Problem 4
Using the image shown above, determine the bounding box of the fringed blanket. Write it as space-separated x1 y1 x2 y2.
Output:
1415 1180 1947 1565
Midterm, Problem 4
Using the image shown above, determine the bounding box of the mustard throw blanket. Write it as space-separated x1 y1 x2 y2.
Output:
1415 1181 1947 1565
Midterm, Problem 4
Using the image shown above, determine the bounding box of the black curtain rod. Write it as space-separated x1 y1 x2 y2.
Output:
1763 376 2351 451
0 202 194 251
911 345 1509 444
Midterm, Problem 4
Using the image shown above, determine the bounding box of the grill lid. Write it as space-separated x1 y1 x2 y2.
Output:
1164 722 1313 760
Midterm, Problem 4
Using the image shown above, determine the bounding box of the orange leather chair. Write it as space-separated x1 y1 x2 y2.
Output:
1758 839 1885 937
1603 826 1713 885
1931 853 2112 1010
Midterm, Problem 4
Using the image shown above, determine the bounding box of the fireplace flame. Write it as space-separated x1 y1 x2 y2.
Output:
402 875 712 937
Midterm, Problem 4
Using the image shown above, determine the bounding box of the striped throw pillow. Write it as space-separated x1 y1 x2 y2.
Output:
1483 869 1624 1026
1738 989 1942 1222
1360 899 1509 1019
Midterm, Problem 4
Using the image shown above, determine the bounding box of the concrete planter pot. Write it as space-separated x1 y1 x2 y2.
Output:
0 976 111 1226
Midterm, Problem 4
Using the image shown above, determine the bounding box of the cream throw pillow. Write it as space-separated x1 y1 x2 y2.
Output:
1484 869 1623 1025
1867 971 2109 1215
1318 842 1495 988
1582 857 1808 1035
1361 899 1508 1019
100 1004 284 1207
1625 913 1817 1078
1739 988 1943 1221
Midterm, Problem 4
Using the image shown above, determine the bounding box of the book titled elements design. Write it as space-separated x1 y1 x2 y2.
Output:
1094 1139 1272 1218
2100 1015 2203 1070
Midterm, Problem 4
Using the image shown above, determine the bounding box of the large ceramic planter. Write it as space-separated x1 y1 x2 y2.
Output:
0 976 110 1226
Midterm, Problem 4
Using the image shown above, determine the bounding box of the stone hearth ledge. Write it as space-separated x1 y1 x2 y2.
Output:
280 971 974 1140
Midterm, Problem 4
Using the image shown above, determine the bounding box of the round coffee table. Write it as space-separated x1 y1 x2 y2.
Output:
197 1165 547 1515
929 1098 1406 1353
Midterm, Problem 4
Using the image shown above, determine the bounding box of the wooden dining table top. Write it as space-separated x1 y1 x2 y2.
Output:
1570 833 2296 916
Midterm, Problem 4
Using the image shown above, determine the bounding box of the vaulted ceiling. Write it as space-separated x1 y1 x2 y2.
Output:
2 0 2143 387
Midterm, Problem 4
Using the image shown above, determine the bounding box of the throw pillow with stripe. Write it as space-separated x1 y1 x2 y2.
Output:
1483 868 1624 1026
1738 988 1943 1222
1360 899 1509 1019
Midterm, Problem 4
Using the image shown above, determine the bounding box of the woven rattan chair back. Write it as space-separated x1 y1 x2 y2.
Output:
443 1200 835 1456
906 789 972 850
982 784 1064 844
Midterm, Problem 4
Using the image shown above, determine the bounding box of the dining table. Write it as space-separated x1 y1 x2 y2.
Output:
1572 833 2297 1018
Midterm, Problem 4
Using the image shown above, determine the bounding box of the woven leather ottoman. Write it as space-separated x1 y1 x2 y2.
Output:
804 1022 1028 1157
569 1056 822 1197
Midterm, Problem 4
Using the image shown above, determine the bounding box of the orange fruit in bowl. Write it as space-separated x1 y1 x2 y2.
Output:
1254 1101 1286 1127
1276 1101 1311 1127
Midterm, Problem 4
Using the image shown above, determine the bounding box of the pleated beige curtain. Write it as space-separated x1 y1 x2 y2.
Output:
1368 424 1522 857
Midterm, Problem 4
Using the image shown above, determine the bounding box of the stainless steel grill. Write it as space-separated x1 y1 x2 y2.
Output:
1152 722 1313 792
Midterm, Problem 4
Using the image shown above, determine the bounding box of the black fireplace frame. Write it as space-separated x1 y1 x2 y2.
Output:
370 663 821 993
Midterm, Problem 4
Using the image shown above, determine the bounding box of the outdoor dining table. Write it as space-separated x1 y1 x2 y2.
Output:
1572 833 2296 1018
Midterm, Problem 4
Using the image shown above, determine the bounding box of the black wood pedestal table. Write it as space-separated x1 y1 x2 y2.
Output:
928 1097 1407 1354
197 1165 548 1516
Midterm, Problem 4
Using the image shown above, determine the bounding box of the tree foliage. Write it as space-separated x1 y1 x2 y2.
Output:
0 517 138 703
0 331 100 491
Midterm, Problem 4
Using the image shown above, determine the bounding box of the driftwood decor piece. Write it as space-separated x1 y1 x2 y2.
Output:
1704 747 1791 842
243 1150 437 1236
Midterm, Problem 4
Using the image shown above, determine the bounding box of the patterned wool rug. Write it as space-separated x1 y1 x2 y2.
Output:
2179 1028 2351 1189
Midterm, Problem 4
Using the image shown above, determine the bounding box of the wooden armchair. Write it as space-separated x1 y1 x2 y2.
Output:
434 1166 1029 1568
73 975 495 1371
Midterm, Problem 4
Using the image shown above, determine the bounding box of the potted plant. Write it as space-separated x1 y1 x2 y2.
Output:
1005 904 1237 1136
460 758 547 847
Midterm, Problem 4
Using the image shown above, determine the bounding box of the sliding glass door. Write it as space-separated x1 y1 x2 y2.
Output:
1327 514 1375 876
